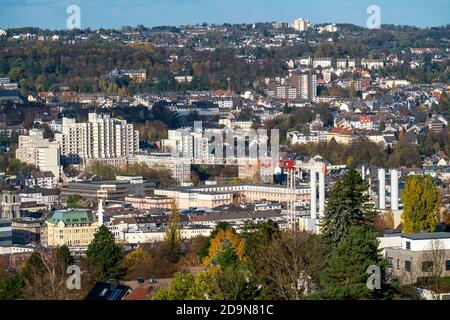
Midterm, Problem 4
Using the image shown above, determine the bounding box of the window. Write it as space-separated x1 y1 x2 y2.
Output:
422 261 433 272
396 259 400 270
406 241 411 250
387 257 393 268
446 260 450 271
405 260 411 272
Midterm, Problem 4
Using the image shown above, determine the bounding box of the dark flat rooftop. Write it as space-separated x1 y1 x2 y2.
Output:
401 232 450 240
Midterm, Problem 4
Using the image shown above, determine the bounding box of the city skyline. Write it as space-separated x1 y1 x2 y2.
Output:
0 0 449 30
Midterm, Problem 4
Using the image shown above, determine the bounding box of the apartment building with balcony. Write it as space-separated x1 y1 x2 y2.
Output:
55 113 139 165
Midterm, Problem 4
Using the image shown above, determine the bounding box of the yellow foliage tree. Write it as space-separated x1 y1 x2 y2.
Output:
202 229 245 267
125 247 151 271
384 210 395 229
402 176 440 234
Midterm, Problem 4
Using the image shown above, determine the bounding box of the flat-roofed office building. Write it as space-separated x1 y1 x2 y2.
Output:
0 218 12 247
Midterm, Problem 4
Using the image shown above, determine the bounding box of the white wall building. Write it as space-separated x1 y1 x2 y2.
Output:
287 131 327 145
131 153 191 183
313 58 332 69
292 18 312 32
361 58 384 70
16 129 61 180
55 113 139 164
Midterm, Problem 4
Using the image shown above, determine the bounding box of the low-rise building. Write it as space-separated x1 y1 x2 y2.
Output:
380 232 450 284
0 191 20 219
60 178 158 203
18 188 60 206
188 205 284 229
327 127 355 144
154 183 310 209
15 171 57 189
0 218 12 247
287 131 327 145
12 218 43 245
125 196 174 210
87 153 191 183
44 209 98 247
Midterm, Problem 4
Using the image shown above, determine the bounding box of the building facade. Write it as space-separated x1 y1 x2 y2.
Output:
12 218 42 245
45 209 98 247
16 129 61 180
60 178 156 203
0 191 20 219
55 113 139 165
380 233 450 284
0 218 12 247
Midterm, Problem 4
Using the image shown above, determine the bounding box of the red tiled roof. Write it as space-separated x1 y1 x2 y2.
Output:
359 115 372 123
329 127 353 136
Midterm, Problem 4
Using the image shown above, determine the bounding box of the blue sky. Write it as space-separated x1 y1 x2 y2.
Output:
0 0 449 29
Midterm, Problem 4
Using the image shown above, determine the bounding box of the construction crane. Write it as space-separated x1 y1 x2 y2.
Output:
279 159 301 230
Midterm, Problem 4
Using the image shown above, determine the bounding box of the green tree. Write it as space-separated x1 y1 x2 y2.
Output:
253 230 327 300
56 245 74 268
402 176 441 234
164 201 182 262
320 168 376 245
152 272 195 300
0 272 25 300
241 220 279 256
152 271 215 300
317 225 381 299
20 247 74 300
67 194 82 209
84 225 125 281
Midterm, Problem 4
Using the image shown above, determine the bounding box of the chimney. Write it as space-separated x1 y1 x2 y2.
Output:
378 168 386 210
318 171 325 218
97 199 104 226
310 170 317 219
390 169 399 211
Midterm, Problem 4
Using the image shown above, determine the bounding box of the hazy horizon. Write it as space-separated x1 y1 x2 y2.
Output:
0 0 449 30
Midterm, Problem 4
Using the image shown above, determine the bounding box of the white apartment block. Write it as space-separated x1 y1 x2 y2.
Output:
361 58 384 70
268 72 317 101
55 113 139 164
16 129 61 180
337 58 356 69
86 153 192 183
130 153 191 183
287 87 297 99
287 131 328 145
313 58 332 69
298 73 317 101
295 57 312 67
217 100 233 109
276 85 287 99
293 18 312 32
161 129 211 162
318 23 337 33
322 69 332 83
